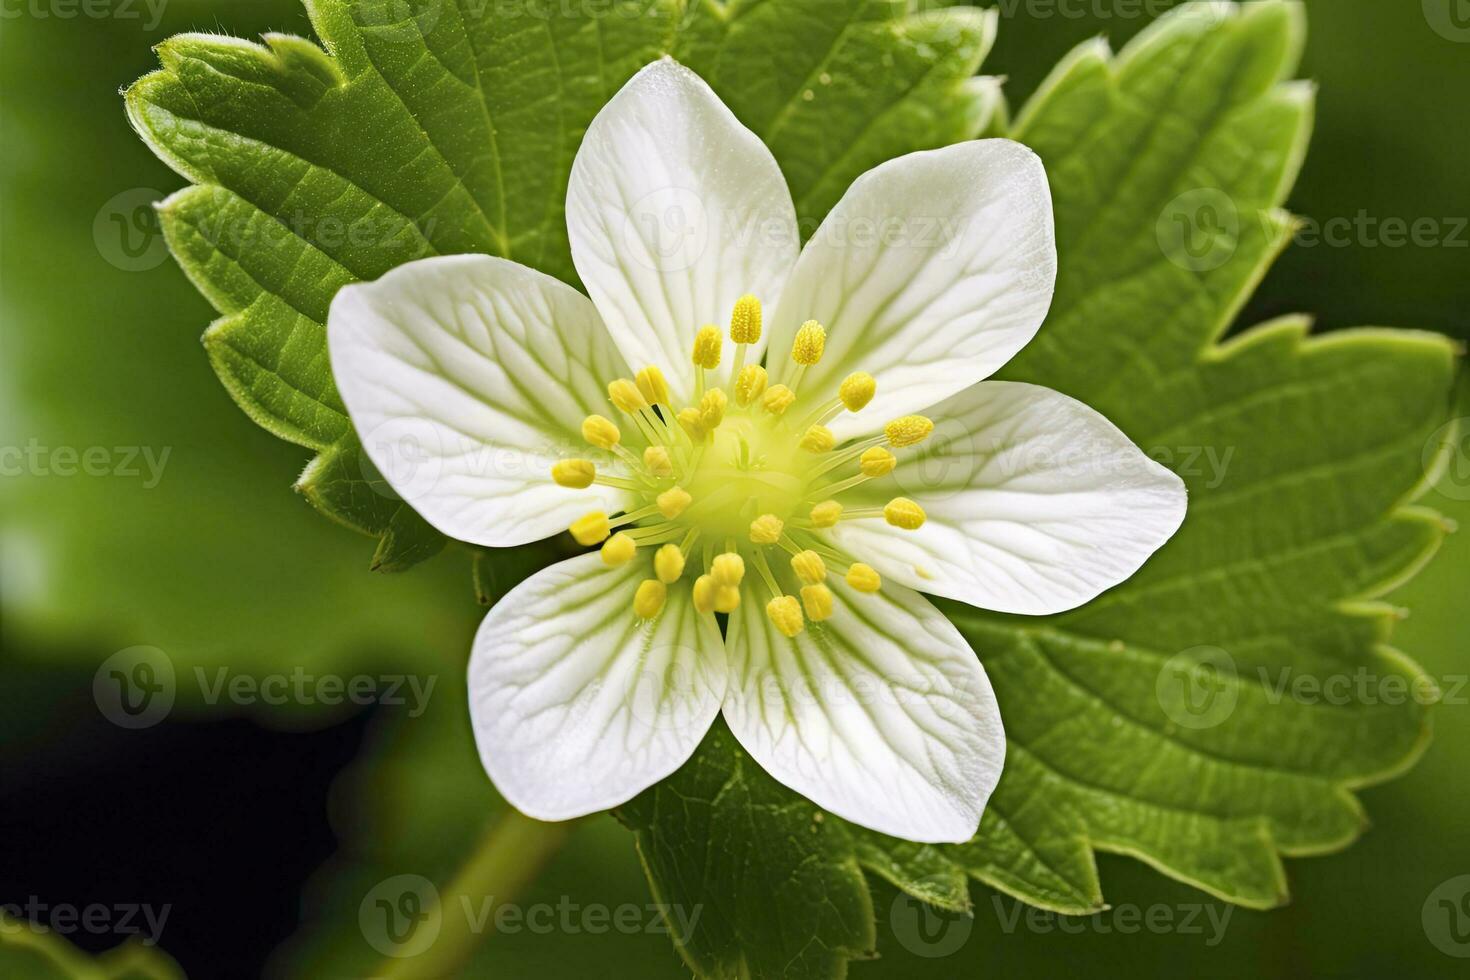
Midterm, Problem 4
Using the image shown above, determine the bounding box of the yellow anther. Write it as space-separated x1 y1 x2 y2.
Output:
799 424 835 453
762 384 796 416
700 387 728 430
636 366 670 405
839 372 876 412
551 459 596 489
657 486 693 519
692 325 723 369
790 550 826 584
735 364 769 406
729 294 762 344
634 579 667 619
570 511 610 546
801 584 834 622
885 415 934 448
750 514 785 545
711 552 745 588
676 407 707 441
581 414 621 449
608 378 647 413
654 544 686 584
692 574 717 614
884 497 926 530
846 562 881 593
714 585 741 614
859 446 897 478
601 532 637 566
809 500 843 528
766 595 805 637
791 320 826 365
643 445 673 478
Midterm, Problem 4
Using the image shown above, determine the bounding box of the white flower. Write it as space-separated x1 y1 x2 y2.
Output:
327 59 1186 844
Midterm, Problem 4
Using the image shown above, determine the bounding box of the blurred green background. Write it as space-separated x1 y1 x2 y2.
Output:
1 1 1466 977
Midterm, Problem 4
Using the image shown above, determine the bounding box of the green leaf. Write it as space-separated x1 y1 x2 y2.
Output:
124 0 1001 567
0 913 184 980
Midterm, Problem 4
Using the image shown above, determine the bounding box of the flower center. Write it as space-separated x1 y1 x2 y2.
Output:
550 295 933 637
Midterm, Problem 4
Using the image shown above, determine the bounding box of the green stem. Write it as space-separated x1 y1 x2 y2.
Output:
380 810 572 979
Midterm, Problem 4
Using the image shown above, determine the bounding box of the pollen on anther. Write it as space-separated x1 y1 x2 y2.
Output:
551 458 596 489
791 550 826 583
692 574 717 613
570 511 610 546
766 595 805 637
608 378 646 413
884 415 934 448
636 366 670 406
859 446 896 478
762 384 796 416
791 320 826 365
692 325 723 369
601 532 636 566
884 497 926 530
846 563 881 593
634 579 667 619
809 500 843 528
839 372 875 412
676 407 706 441
801 584 834 622
644 445 673 477
700 388 728 430
730 294 762 344
735 364 769 406
581 414 621 449
799 425 835 453
654 544 686 583
711 553 745 588
750 514 784 544
657 486 693 519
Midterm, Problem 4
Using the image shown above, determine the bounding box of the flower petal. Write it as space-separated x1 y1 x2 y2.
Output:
723 576 1004 843
567 58 800 402
831 381 1187 615
329 254 634 548
469 554 727 821
769 140 1056 437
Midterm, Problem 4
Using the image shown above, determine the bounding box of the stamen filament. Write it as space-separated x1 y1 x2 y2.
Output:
751 549 783 599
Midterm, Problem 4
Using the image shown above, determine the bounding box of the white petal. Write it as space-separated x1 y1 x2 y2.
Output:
328 254 634 548
769 140 1056 437
567 58 800 402
723 577 1004 843
831 382 1187 615
469 554 727 820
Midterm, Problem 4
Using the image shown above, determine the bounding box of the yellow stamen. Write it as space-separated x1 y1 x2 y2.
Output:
762 384 795 416
654 544 686 583
636 366 670 405
700 388 728 430
884 497 926 530
735 364 769 406
692 325 722 369
581 414 621 450
846 563 881 593
791 320 826 365
643 445 673 477
657 486 693 519
750 514 784 544
790 550 826 583
809 500 843 528
676 407 706 441
692 574 717 614
551 459 596 489
859 446 897 478
633 579 667 619
608 378 647 414
801 584 834 622
799 424 835 453
711 552 745 588
570 511 610 546
729 294 762 344
766 595 805 637
714 585 741 613
601 532 637 566
885 415 934 448
839 372 876 412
